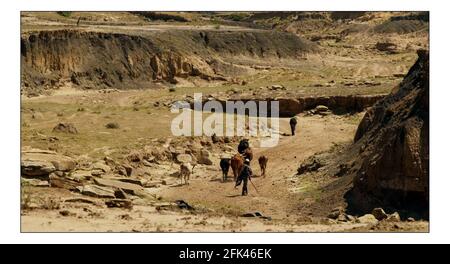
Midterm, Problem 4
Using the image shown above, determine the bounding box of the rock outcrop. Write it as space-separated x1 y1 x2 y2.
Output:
21 148 76 178
346 50 429 218
195 94 385 117
21 29 316 95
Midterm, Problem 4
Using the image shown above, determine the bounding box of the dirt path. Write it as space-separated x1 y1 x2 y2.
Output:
161 115 357 223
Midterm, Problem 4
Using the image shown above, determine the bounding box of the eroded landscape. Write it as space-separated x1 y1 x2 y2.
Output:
20 12 429 232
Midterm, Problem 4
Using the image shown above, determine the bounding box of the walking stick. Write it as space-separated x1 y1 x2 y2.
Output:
249 178 260 194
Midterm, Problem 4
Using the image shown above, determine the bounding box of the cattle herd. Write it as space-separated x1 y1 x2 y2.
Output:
180 139 268 186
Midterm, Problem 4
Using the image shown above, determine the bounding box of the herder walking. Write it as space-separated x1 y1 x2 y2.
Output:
235 159 253 196
289 116 298 136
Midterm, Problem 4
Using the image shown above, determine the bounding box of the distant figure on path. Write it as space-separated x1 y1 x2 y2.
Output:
289 116 298 136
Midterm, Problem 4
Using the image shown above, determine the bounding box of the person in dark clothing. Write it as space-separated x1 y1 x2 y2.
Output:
289 116 298 136
235 159 253 196
238 139 249 154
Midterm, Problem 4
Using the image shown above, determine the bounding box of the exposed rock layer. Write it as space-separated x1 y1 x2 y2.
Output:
346 50 429 218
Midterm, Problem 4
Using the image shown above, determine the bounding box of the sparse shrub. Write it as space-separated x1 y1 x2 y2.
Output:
169 87 176 92
105 122 120 129
41 198 61 210
57 11 72 18
224 13 249 22
214 24 221 30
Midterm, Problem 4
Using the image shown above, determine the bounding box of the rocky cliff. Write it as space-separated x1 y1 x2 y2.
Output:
21 29 316 95
346 50 429 218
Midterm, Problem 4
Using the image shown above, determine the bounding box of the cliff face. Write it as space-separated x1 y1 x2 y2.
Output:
21 29 316 95
346 50 429 218
21 30 215 93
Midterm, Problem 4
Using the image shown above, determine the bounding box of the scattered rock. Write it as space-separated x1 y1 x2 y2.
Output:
375 42 398 54
105 122 120 129
49 173 83 190
114 189 128 199
21 148 76 177
335 164 350 177
116 178 144 186
297 157 323 175
126 151 142 163
386 212 401 222
105 199 133 209
93 178 144 196
327 207 343 219
91 161 111 173
271 84 285 90
21 178 49 187
356 214 378 224
407 217 416 222
144 181 162 188
67 170 93 182
372 207 388 221
52 123 78 134
346 214 356 222
77 184 115 199
198 149 213 165
64 198 96 204
315 105 329 112
59 210 76 217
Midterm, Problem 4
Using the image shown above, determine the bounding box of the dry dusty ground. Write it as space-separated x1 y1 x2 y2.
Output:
21 89 428 232
20 12 429 232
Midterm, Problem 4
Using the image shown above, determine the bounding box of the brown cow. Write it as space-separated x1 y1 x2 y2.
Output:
258 155 268 177
243 148 253 162
230 154 244 181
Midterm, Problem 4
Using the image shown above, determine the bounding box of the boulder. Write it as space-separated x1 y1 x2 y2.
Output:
76 184 115 199
372 207 388 221
91 161 111 173
356 214 378 225
337 213 348 222
386 212 401 222
21 148 75 177
198 149 213 165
